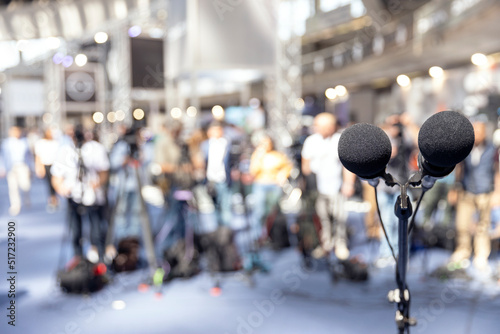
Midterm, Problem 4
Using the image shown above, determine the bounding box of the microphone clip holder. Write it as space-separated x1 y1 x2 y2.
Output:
408 171 438 191
365 172 398 188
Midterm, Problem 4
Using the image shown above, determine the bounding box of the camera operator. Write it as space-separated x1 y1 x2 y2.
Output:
109 126 144 241
51 125 110 264
154 121 189 250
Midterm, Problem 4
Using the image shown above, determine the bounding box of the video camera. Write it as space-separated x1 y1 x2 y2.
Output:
123 127 139 160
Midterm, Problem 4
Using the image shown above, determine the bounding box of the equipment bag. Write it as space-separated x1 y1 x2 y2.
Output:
338 258 369 282
163 239 201 279
266 206 291 250
58 258 108 294
199 226 242 272
112 237 141 273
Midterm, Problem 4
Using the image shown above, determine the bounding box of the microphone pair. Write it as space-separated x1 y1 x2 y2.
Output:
338 110 475 185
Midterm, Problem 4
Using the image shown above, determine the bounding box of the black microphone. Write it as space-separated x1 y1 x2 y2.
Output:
418 110 475 178
338 123 393 180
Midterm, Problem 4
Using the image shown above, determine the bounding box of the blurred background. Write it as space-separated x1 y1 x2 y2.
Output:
1 0 500 135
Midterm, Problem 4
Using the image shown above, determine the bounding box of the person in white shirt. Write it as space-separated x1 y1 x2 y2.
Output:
201 121 232 226
0 126 32 216
301 113 356 260
51 125 110 263
35 128 60 211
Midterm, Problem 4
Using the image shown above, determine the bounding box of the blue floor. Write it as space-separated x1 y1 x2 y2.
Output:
1 177 500 334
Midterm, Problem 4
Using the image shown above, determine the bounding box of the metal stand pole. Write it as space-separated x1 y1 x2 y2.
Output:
394 190 413 334
132 160 158 280
380 175 419 333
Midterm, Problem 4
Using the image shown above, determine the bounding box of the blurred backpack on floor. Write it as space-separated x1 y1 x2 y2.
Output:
112 237 140 273
411 223 455 252
266 206 291 250
294 197 321 259
199 226 242 272
163 239 201 279
58 258 108 294
334 257 369 282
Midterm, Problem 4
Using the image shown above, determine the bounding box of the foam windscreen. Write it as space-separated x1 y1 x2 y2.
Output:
418 111 475 168
338 123 392 179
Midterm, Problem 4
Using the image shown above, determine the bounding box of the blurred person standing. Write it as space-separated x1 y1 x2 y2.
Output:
201 121 233 226
186 128 208 184
249 135 292 242
0 126 32 216
109 127 143 240
51 125 110 263
154 122 182 196
35 128 60 212
450 116 498 271
421 172 456 228
60 123 75 148
301 113 356 260
154 121 190 250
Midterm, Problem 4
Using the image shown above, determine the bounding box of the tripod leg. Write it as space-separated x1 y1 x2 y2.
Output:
104 178 126 262
134 164 158 280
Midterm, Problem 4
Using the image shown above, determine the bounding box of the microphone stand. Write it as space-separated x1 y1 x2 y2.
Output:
372 172 422 333
393 184 413 334
373 162 453 333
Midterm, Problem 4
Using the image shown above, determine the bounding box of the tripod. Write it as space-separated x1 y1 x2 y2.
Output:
106 156 158 282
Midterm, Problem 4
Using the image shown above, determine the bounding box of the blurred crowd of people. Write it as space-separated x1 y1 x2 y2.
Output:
1 109 500 280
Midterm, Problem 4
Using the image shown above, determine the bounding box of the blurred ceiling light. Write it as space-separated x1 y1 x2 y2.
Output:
212 105 225 120
107 111 116 123
471 53 488 67
335 85 347 97
325 88 337 100
396 74 411 87
75 54 88 67
115 110 125 121
170 107 182 119
128 25 142 38
186 106 197 118
16 40 28 51
133 108 145 120
46 37 61 49
148 27 164 39
93 112 104 124
295 98 305 110
429 66 444 79
114 0 128 19
94 32 108 44
52 52 64 64
0 42 19 70
62 55 74 68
